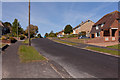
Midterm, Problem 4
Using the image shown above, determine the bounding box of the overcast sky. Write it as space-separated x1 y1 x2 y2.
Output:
2 2 118 36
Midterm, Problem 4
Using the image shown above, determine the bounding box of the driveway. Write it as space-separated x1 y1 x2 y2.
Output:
32 38 119 78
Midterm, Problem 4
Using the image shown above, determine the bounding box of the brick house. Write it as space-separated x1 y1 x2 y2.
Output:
73 20 95 37
90 11 120 42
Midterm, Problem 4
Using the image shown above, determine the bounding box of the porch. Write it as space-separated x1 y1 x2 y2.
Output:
102 28 118 42
90 28 118 43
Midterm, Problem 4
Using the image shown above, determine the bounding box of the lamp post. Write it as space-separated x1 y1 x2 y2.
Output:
28 0 31 46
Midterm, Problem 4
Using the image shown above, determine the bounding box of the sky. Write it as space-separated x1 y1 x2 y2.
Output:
2 2 118 36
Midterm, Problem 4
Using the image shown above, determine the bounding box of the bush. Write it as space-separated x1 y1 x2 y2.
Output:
20 35 25 40
9 37 17 43
63 34 78 38
2 36 7 40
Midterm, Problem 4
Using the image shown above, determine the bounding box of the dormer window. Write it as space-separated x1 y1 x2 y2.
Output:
96 25 99 30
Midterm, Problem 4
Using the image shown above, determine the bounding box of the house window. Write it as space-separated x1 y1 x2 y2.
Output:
96 25 99 30
101 24 104 27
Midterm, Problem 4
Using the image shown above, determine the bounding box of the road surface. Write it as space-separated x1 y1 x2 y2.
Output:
32 38 119 78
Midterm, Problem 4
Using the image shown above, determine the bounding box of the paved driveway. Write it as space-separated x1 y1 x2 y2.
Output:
32 38 119 78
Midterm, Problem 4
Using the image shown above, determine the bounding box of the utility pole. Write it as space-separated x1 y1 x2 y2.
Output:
28 0 31 46
17 20 18 40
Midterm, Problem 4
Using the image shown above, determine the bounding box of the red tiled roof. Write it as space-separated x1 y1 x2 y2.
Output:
93 10 120 29
90 11 120 34
58 30 64 33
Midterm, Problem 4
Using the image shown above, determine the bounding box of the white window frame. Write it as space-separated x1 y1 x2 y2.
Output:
95 33 97 37
101 24 104 27
96 25 99 30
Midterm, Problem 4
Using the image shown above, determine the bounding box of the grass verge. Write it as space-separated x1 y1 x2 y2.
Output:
0 43 7 48
23 39 29 44
107 44 120 49
18 45 46 63
23 38 35 44
53 39 77 46
86 46 119 56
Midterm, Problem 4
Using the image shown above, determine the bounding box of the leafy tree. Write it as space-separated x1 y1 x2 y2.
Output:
45 33 49 37
38 33 42 38
25 24 38 38
64 25 73 34
3 22 12 34
12 19 24 36
49 30 56 37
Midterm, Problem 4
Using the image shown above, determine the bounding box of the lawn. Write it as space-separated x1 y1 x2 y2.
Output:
107 44 120 49
0 43 7 48
23 38 35 44
86 46 119 56
18 45 46 63
23 39 29 44
53 39 78 46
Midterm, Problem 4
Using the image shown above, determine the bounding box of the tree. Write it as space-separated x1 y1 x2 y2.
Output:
38 33 42 38
12 19 24 36
49 30 56 37
25 24 38 38
3 22 12 34
45 33 49 37
64 24 73 34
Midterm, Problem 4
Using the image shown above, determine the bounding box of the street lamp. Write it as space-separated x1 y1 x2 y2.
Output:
28 0 31 46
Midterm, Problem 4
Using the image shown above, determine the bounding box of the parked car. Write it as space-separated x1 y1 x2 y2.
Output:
78 36 89 39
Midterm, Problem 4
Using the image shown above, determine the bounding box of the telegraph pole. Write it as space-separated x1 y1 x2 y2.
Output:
28 0 31 46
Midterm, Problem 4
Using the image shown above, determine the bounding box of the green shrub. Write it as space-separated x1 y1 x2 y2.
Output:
20 35 25 40
63 34 78 38
9 37 17 43
2 36 7 40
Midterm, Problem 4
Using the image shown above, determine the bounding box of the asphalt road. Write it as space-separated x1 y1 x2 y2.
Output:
32 38 119 78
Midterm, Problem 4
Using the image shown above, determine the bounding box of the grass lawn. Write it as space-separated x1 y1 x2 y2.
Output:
0 43 7 48
23 39 29 44
86 46 119 56
107 44 120 49
53 39 78 46
18 45 46 63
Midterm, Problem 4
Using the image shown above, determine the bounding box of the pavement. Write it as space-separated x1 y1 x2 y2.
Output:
2 41 61 78
53 38 120 51
32 38 119 79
